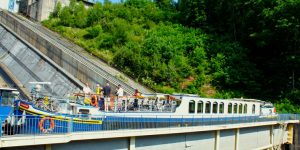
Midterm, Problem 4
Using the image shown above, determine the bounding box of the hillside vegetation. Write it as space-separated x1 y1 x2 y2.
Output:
42 0 300 113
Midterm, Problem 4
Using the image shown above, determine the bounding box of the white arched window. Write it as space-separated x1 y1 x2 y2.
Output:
219 102 224 114
244 104 247 114
239 104 243 114
213 102 218 113
252 104 256 114
228 103 233 114
234 103 238 114
197 101 203 113
205 101 211 114
189 100 195 113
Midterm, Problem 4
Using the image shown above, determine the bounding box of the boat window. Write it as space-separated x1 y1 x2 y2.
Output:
252 104 256 114
213 102 218 113
228 103 232 114
205 101 211 114
239 104 243 114
219 102 224 114
197 101 203 113
176 100 181 107
244 104 247 114
189 100 195 113
0 91 15 106
79 109 90 114
234 103 238 114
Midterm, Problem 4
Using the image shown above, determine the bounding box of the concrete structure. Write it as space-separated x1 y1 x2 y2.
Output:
0 0 19 13
23 0 70 21
22 0 122 21
0 120 299 150
0 22 84 97
0 9 153 95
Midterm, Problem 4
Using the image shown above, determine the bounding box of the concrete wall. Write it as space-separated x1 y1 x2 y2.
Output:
0 10 121 94
220 130 235 150
1 124 292 150
0 24 83 96
0 0 19 13
26 0 70 21
0 9 153 95
239 126 271 150
52 138 128 150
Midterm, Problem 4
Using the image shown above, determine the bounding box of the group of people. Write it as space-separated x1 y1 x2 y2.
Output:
82 82 125 112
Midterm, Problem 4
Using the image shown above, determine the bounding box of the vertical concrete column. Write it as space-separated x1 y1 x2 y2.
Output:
295 124 299 150
45 144 51 150
235 128 240 150
270 125 274 150
215 130 220 150
129 137 135 150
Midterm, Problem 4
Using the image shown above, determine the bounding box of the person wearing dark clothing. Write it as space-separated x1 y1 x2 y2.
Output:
133 89 141 110
103 83 111 112
103 83 111 96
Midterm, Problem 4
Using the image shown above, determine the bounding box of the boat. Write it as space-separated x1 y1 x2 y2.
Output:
1 86 276 135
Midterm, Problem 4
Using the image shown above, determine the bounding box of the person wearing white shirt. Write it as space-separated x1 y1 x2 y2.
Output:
83 83 92 94
117 85 124 97
116 84 124 112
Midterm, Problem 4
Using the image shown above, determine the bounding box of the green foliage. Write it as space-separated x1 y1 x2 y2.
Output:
87 3 103 26
74 2 88 28
179 0 206 27
50 1 62 18
43 0 300 112
59 7 73 26
86 25 102 38
208 37 261 96
275 99 300 114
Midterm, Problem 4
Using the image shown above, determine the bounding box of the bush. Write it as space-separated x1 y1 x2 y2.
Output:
86 25 103 38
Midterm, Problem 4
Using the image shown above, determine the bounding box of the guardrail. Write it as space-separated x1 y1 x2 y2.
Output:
0 114 298 138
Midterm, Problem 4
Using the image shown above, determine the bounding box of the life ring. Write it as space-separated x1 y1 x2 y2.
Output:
38 117 55 133
90 94 98 107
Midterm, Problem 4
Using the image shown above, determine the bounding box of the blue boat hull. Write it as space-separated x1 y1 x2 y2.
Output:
14 100 103 134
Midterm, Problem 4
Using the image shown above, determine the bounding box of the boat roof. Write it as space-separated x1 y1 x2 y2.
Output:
148 93 267 103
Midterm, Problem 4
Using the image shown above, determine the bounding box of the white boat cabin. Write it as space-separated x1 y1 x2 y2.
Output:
51 93 275 117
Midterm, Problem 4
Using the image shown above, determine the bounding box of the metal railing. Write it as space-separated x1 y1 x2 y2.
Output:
0 114 299 138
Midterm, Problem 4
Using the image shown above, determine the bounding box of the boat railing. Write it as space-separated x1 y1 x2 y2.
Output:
29 95 180 113
0 114 299 138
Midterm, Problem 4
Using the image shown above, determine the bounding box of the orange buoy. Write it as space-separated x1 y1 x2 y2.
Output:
38 117 55 133
90 94 98 108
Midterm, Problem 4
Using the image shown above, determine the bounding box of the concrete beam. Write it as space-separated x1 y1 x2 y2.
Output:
0 121 298 148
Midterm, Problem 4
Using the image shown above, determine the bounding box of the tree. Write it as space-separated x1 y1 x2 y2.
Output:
50 1 62 18
87 3 103 26
59 7 73 26
179 0 207 27
74 2 88 28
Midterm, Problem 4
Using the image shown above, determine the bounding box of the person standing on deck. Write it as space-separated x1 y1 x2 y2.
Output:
133 89 141 110
103 82 111 112
95 84 103 110
116 84 124 112
95 84 102 95
83 83 92 105
83 83 92 95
